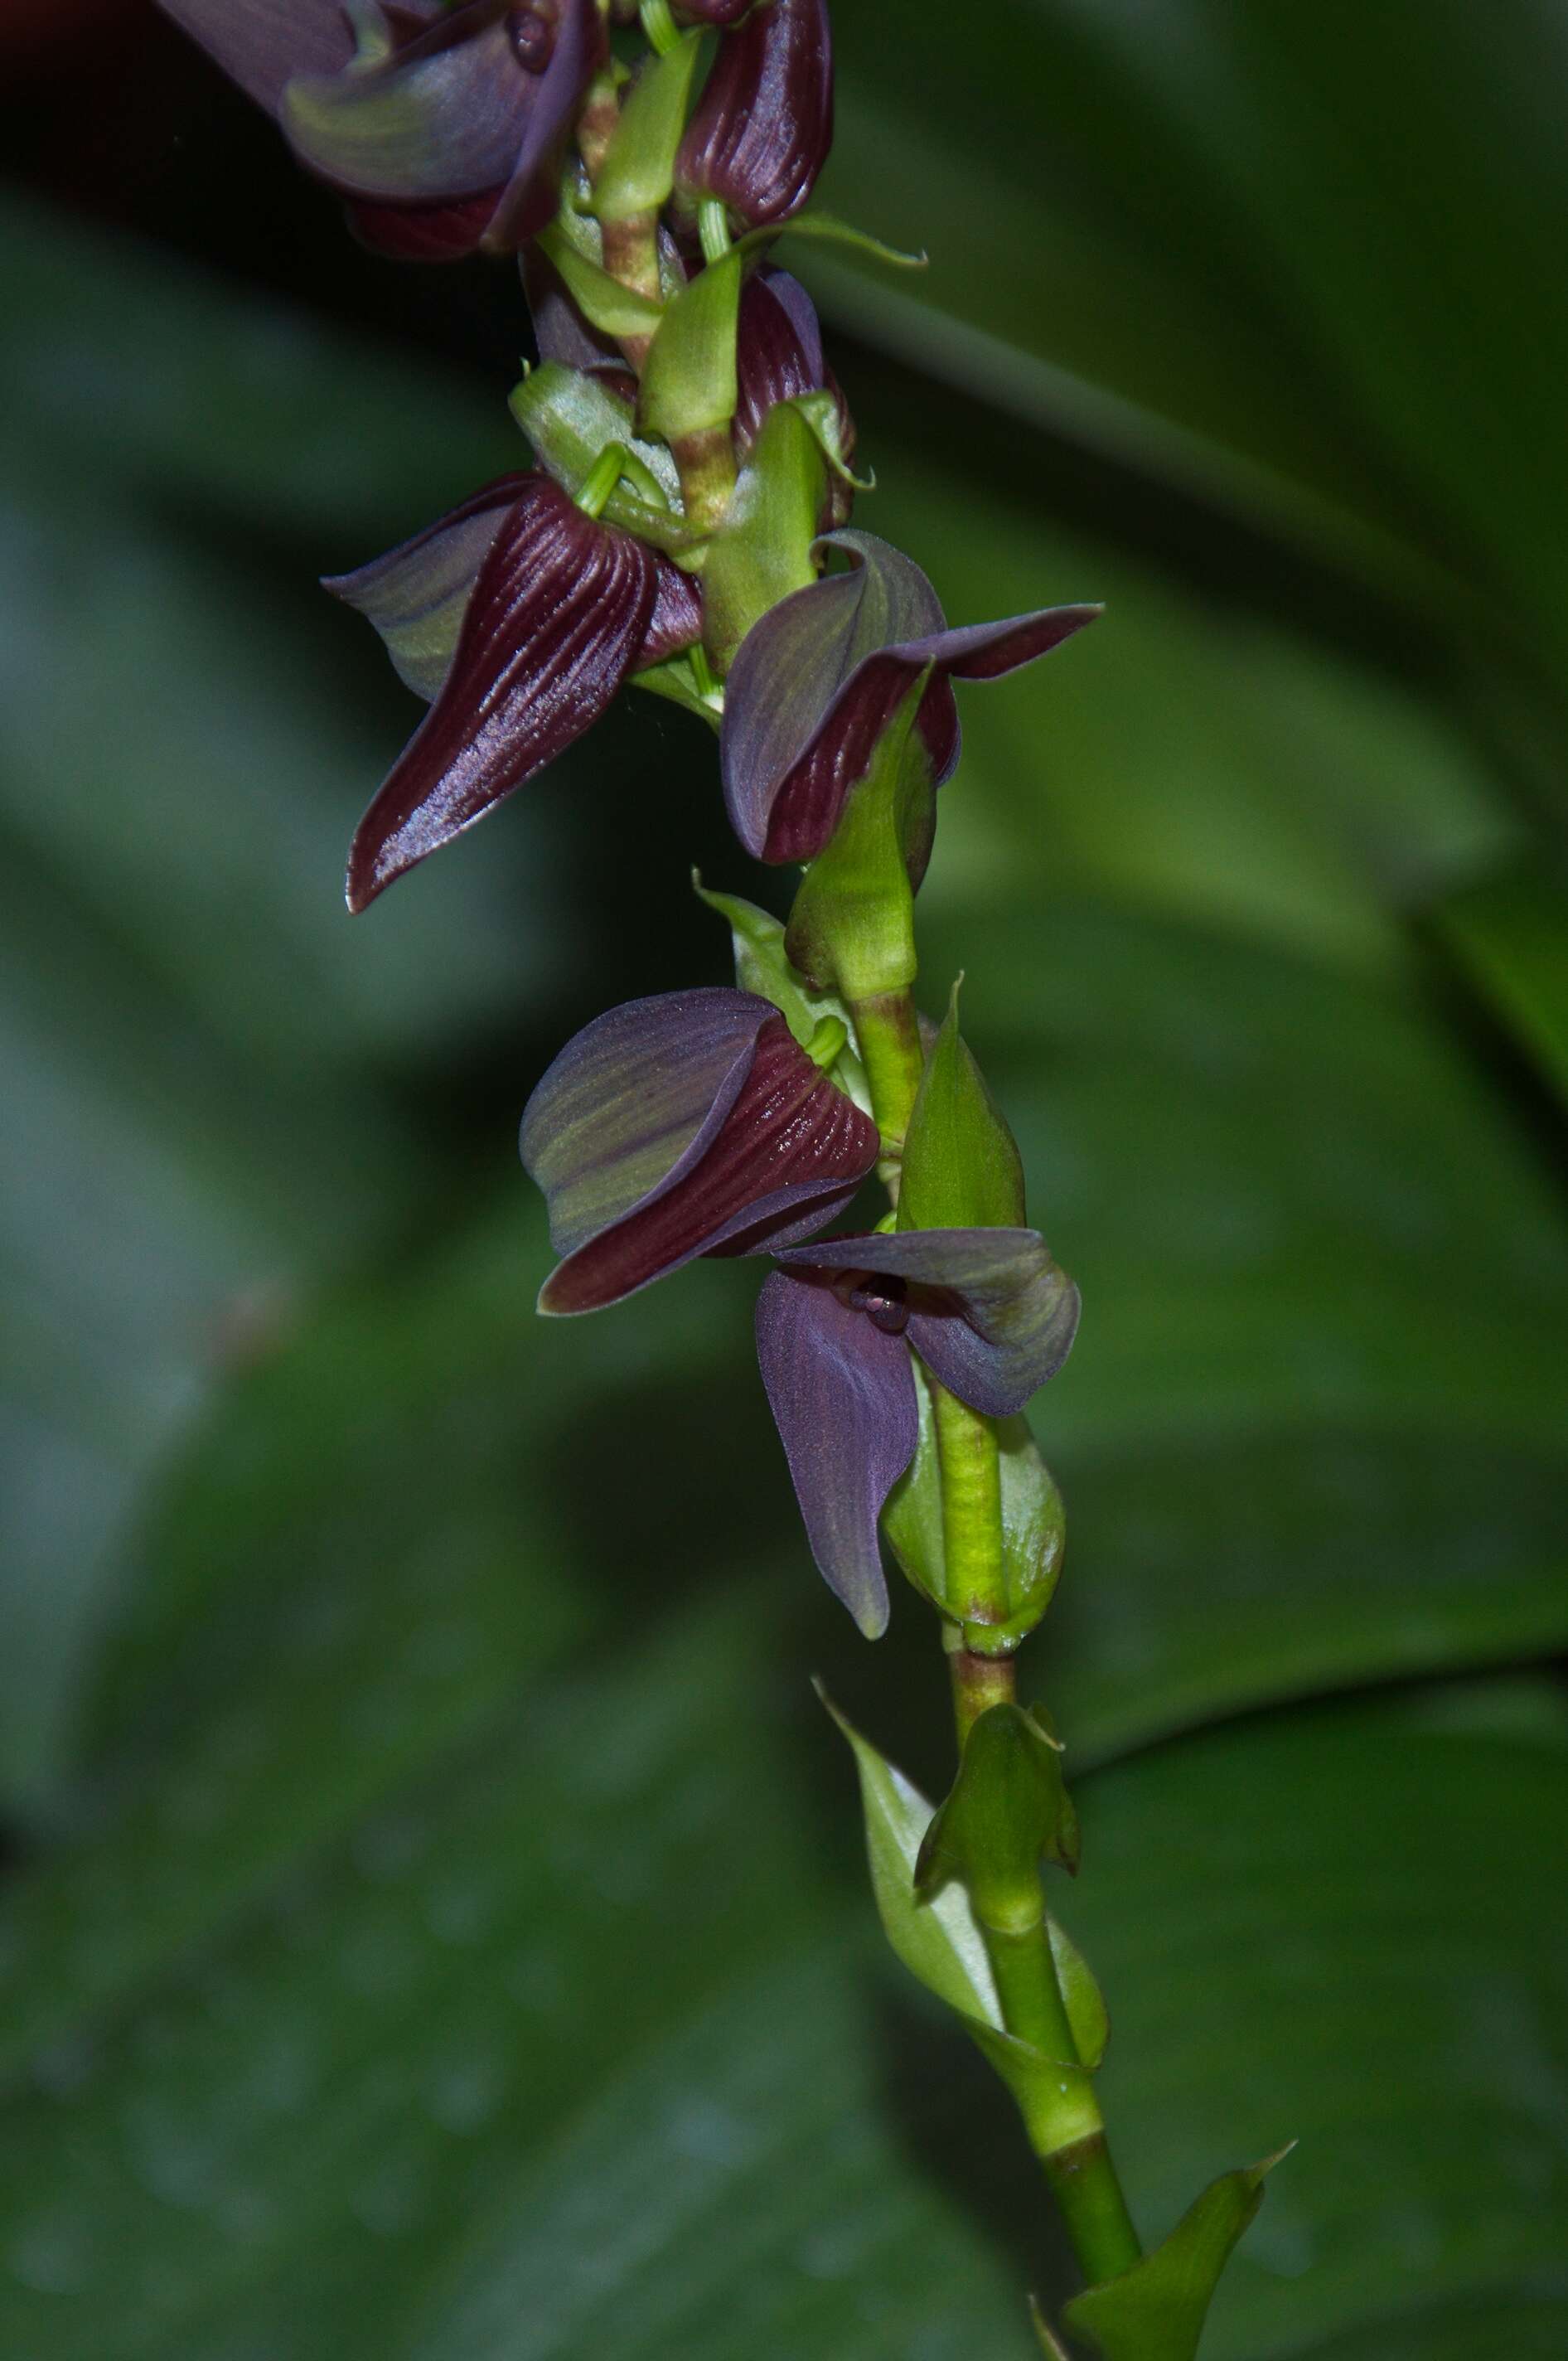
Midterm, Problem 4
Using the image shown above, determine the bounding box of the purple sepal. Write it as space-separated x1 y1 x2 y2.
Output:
323 477 526 702
153 0 365 110
281 0 601 251
636 563 705 667
755 1268 917 1637
772 1228 1081 1418
347 188 501 262
722 531 1101 866
345 475 659 910
675 0 833 229
521 996 881 1315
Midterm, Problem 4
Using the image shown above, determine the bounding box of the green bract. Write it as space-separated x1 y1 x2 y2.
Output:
1061 2153 1293 2361
883 1359 1065 1635
639 251 743 443
898 981 1028 1232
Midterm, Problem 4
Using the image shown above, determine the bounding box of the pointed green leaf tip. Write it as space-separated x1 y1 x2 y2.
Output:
1060 2149 1295 2361
898 978 1026 1232
639 250 743 442
1028 2297 1073 2360
916 1701 1080 1929
815 1685 1110 2117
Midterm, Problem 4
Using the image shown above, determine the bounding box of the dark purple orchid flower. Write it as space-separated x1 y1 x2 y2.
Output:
330 473 703 910
156 0 602 257
520 989 881 1315
722 531 1101 871
756 1229 1079 1635
676 0 833 230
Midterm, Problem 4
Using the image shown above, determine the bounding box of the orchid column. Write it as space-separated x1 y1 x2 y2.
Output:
153 0 1282 2347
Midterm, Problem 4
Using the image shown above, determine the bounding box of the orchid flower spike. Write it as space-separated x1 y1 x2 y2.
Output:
520 988 880 1315
755 1227 1079 1636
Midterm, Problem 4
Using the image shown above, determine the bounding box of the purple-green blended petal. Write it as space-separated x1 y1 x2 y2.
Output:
773 1227 1081 1417
522 988 769 1258
484 0 603 248
155 0 362 111
530 1011 881 1313
323 477 527 703
755 1268 917 1636
283 3 535 203
721 530 1099 865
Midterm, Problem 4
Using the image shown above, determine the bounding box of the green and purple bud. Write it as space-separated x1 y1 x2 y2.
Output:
722 531 1100 870
675 0 833 231
330 472 702 909
520 988 881 1314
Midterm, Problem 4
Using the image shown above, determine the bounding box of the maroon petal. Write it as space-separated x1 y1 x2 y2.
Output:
346 187 502 261
755 1268 917 1636
733 269 825 451
153 0 362 111
676 0 834 229
772 1228 1081 1418
722 531 1100 865
529 1008 880 1314
636 559 705 667
323 476 529 703
346 477 658 910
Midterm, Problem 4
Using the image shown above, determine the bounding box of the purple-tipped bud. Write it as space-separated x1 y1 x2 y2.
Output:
675 0 833 230
733 269 854 462
722 531 1100 872
332 473 701 909
521 990 881 1315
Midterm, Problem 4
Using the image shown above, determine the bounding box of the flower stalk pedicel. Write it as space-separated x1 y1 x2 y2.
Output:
155 0 1284 2341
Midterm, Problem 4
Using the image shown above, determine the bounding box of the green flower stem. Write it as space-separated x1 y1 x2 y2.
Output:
929 1378 1007 1630
670 425 738 535
935 1412 1143 2288
945 1627 1017 1745
845 986 924 1192
699 197 734 264
842 969 1141 2294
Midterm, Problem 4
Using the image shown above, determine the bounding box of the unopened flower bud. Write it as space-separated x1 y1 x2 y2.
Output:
675 0 832 230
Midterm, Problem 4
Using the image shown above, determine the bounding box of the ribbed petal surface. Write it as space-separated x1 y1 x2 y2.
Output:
772 1227 1082 1418
676 0 833 227
154 0 360 110
346 477 658 909
722 530 1100 865
755 1268 917 1636
636 560 704 667
530 1011 879 1314
523 988 769 1256
733 269 825 451
324 477 527 703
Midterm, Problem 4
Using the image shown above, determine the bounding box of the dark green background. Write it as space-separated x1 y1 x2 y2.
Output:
2 4 1566 2354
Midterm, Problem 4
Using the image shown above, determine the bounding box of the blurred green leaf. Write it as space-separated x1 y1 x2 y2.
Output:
1433 865 1568 1106
0 1608 1562 2358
